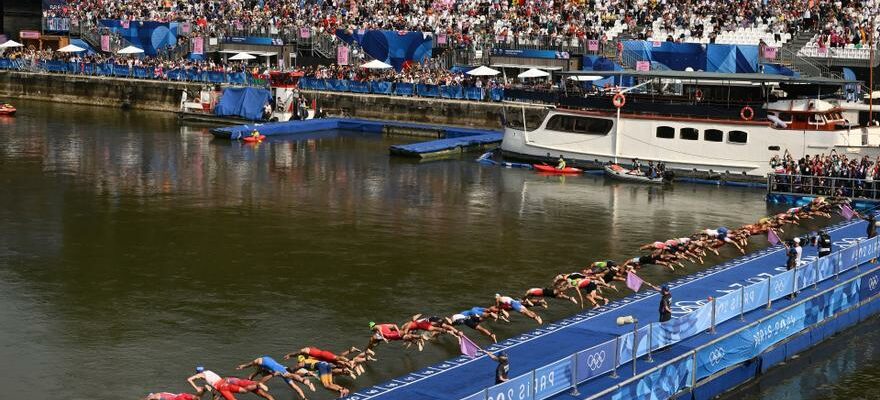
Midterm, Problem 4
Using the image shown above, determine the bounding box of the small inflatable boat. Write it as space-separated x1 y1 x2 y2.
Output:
603 164 669 184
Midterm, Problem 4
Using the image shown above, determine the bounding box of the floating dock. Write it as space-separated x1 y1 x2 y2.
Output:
210 118 500 142
389 133 503 159
344 217 880 400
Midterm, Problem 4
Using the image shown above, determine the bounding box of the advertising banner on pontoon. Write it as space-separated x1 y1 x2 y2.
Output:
606 356 694 400
490 48 570 60
861 268 880 300
576 339 617 381
487 372 532 400
533 358 574 400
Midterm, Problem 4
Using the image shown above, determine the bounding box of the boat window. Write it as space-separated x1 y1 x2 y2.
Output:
680 128 699 140
808 114 825 124
794 114 809 123
545 115 612 135
502 106 549 132
777 112 793 123
656 126 675 139
728 130 748 144
704 129 723 142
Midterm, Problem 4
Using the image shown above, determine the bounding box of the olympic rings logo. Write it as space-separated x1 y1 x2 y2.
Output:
773 279 785 293
869 276 879 291
587 351 607 370
708 347 726 366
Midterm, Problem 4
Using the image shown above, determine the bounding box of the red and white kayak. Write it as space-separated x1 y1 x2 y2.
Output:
0 104 16 116
533 164 583 174
243 134 266 143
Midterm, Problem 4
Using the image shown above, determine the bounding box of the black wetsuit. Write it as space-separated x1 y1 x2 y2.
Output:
817 233 832 258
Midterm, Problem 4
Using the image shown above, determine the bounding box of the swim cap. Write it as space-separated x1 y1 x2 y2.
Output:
297 355 306 363
196 366 205 373
661 285 670 293
369 321 376 329
495 293 501 298
794 237 800 243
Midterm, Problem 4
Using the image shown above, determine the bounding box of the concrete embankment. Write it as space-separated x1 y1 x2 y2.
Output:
0 70 527 128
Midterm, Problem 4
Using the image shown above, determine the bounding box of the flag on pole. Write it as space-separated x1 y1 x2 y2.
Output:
625 271 644 292
768 229 781 245
459 334 481 358
840 204 855 221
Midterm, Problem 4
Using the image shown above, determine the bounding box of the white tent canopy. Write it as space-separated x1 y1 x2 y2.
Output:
116 46 144 54
518 68 550 78
361 59 392 69
229 52 257 60
57 44 86 53
567 75 604 82
466 65 500 76
0 40 23 49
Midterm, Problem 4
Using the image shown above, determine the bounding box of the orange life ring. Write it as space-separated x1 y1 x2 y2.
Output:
740 106 754 121
695 89 703 102
612 92 626 108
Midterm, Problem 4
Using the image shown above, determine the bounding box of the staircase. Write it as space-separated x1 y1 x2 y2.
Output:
776 30 824 77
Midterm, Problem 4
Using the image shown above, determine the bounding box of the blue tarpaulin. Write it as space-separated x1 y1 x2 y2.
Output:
623 41 759 73
215 87 270 120
336 29 432 71
100 19 179 56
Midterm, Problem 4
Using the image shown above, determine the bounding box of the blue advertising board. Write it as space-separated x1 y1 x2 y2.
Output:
742 280 769 314
576 340 617 381
487 373 532 400
769 269 795 301
490 48 570 59
861 268 880 300
608 356 694 400
224 36 284 46
533 358 573 400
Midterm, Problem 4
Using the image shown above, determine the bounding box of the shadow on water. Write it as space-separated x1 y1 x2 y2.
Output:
0 99 868 399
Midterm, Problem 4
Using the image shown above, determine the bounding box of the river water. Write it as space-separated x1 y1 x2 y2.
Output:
0 100 874 400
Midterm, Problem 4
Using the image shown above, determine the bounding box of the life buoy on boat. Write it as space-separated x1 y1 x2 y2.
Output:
740 106 754 121
612 92 626 108
695 88 703 102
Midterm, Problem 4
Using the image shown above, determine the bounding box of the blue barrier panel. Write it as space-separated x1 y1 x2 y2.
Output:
113 64 130 77
861 268 880 300
769 269 795 301
715 290 743 325
839 243 860 272
312 79 327 91
132 66 149 79
857 236 880 265
441 85 464 99
166 69 183 81
206 71 226 84
617 324 651 364
609 356 694 400
395 83 415 96
817 256 836 282
491 88 505 101
328 79 350 92
0 58 11 69
349 81 371 93
696 301 807 380
533 357 573 400
44 60 67 73
67 62 79 74
742 280 769 314
798 261 819 290
466 87 485 101
652 302 712 349
418 84 440 97
97 63 113 76
575 339 616 381
82 63 95 75
186 70 201 82
229 72 247 85
462 392 485 400
487 372 532 400
372 81 393 94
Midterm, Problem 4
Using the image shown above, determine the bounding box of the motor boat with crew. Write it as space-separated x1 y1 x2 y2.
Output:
500 70 880 182
0 103 16 116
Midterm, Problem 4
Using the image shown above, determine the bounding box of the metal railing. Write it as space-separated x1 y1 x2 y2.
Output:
454 226 879 400
767 173 880 201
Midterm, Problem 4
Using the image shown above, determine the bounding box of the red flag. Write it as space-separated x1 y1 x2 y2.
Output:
459 334 481 358
768 229 781 245
625 271 644 292
840 204 855 221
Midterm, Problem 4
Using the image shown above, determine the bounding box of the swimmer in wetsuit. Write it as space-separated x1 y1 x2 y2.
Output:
447 308 498 343
401 314 460 338
187 367 274 400
523 287 578 308
292 356 349 398
495 294 543 324
144 392 201 400
365 322 425 354
568 277 611 309
283 347 369 375
235 356 315 399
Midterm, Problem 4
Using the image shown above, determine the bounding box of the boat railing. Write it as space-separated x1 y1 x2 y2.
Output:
454 230 880 400
767 173 880 201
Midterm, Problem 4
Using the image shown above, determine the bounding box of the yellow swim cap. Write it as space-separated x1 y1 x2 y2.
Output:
297 355 306 363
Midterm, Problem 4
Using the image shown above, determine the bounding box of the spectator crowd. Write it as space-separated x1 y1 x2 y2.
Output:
770 149 880 199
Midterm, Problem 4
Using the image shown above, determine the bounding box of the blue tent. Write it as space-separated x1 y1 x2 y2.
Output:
215 87 271 120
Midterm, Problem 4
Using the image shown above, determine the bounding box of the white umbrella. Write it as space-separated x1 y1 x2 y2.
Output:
518 68 550 78
229 52 257 60
361 59 392 69
117 46 144 54
57 44 86 53
466 65 500 76
567 75 604 82
0 40 23 49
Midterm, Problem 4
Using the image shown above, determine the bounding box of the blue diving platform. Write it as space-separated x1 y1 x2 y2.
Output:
345 217 880 400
